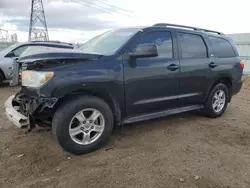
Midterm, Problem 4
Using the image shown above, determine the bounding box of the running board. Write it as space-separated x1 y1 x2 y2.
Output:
123 105 204 124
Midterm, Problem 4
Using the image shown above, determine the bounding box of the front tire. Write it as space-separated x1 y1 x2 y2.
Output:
52 96 114 155
203 83 229 118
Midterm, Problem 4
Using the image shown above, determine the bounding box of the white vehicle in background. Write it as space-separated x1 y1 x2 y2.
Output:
0 41 75 85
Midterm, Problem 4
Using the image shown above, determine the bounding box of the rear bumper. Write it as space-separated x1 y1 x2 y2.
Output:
4 95 29 128
232 80 243 95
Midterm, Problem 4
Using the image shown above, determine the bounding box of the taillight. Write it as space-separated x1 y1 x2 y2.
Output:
240 60 244 69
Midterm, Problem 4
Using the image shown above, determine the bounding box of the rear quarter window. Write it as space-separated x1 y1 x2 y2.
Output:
208 36 236 58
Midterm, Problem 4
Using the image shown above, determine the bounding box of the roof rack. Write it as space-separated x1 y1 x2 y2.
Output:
153 23 223 35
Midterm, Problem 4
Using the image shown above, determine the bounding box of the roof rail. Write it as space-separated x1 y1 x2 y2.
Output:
153 23 223 35
31 41 61 43
31 41 73 46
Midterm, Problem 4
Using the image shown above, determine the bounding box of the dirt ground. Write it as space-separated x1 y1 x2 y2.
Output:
0 78 250 188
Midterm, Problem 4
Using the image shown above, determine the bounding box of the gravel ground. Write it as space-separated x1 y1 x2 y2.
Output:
0 77 250 188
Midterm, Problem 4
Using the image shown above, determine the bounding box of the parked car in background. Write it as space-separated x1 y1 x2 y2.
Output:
4 23 244 155
0 41 74 85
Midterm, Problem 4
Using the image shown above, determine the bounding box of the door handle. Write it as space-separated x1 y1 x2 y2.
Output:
167 64 179 71
209 62 218 68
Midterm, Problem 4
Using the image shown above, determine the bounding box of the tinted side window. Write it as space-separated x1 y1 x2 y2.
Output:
132 31 173 59
209 36 236 58
178 33 207 58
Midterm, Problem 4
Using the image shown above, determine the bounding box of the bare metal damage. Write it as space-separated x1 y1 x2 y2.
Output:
4 93 59 131
14 93 59 115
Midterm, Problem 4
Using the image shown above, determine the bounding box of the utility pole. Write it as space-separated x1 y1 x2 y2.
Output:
0 29 9 42
28 0 49 41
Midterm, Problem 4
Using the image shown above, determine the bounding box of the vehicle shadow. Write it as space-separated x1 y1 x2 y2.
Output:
112 111 202 137
0 82 10 88
0 82 20 89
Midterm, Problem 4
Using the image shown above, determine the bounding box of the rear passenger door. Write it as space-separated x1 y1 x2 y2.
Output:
177 32 212 105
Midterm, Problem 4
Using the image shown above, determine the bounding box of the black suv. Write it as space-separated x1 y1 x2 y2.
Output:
4 23 244 155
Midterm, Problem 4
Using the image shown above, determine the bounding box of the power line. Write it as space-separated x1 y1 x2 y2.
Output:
74 0 133 17
94 0 134 15
50 0 133 17
81 0 132 16
71 0 113 14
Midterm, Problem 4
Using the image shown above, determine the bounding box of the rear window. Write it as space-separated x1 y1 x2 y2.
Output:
208 36 236 58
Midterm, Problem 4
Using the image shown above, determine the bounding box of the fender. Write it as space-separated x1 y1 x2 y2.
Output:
56 87 122 126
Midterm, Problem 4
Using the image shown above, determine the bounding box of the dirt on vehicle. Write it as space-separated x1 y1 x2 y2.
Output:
1 77 250 188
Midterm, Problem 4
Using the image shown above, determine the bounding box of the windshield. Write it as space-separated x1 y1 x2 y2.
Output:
80 28 141 55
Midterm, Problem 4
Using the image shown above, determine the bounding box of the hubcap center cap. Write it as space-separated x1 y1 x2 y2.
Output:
83 124 91 129
82 121 94 130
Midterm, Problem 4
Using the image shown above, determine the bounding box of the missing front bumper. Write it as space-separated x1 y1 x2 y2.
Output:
4 95 29 128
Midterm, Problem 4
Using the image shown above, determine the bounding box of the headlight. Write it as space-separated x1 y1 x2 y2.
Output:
21 71 54 88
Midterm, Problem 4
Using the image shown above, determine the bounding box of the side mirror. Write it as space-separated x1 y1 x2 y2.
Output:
5 51 15 58
129 43 158 58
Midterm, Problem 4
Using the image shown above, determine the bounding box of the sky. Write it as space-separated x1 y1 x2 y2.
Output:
0 0 249 43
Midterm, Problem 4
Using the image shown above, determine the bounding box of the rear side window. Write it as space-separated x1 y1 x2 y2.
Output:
208 36 236 58
178 33 207 58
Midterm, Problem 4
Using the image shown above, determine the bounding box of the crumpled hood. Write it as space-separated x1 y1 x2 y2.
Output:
18 47 103 63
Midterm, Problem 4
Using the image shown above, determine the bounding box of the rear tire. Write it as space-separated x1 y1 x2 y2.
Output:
203 83 229 118
52 96 114 155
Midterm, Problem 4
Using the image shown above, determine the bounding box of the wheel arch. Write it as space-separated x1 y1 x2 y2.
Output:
206 76 233 102
55 88 122 127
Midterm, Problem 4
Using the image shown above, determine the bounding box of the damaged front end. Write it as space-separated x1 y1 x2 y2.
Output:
5 92 59 131
5 48 102 131
5 95 29 128
9 47 102 86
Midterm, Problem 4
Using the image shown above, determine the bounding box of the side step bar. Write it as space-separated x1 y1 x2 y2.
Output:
123 105 204 124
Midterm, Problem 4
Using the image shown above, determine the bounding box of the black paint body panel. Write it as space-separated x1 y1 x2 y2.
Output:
16 25 243 123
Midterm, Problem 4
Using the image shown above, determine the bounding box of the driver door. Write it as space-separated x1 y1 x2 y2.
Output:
123 30 180 116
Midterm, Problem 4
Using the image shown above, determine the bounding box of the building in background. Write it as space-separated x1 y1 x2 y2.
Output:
228 33 250 74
